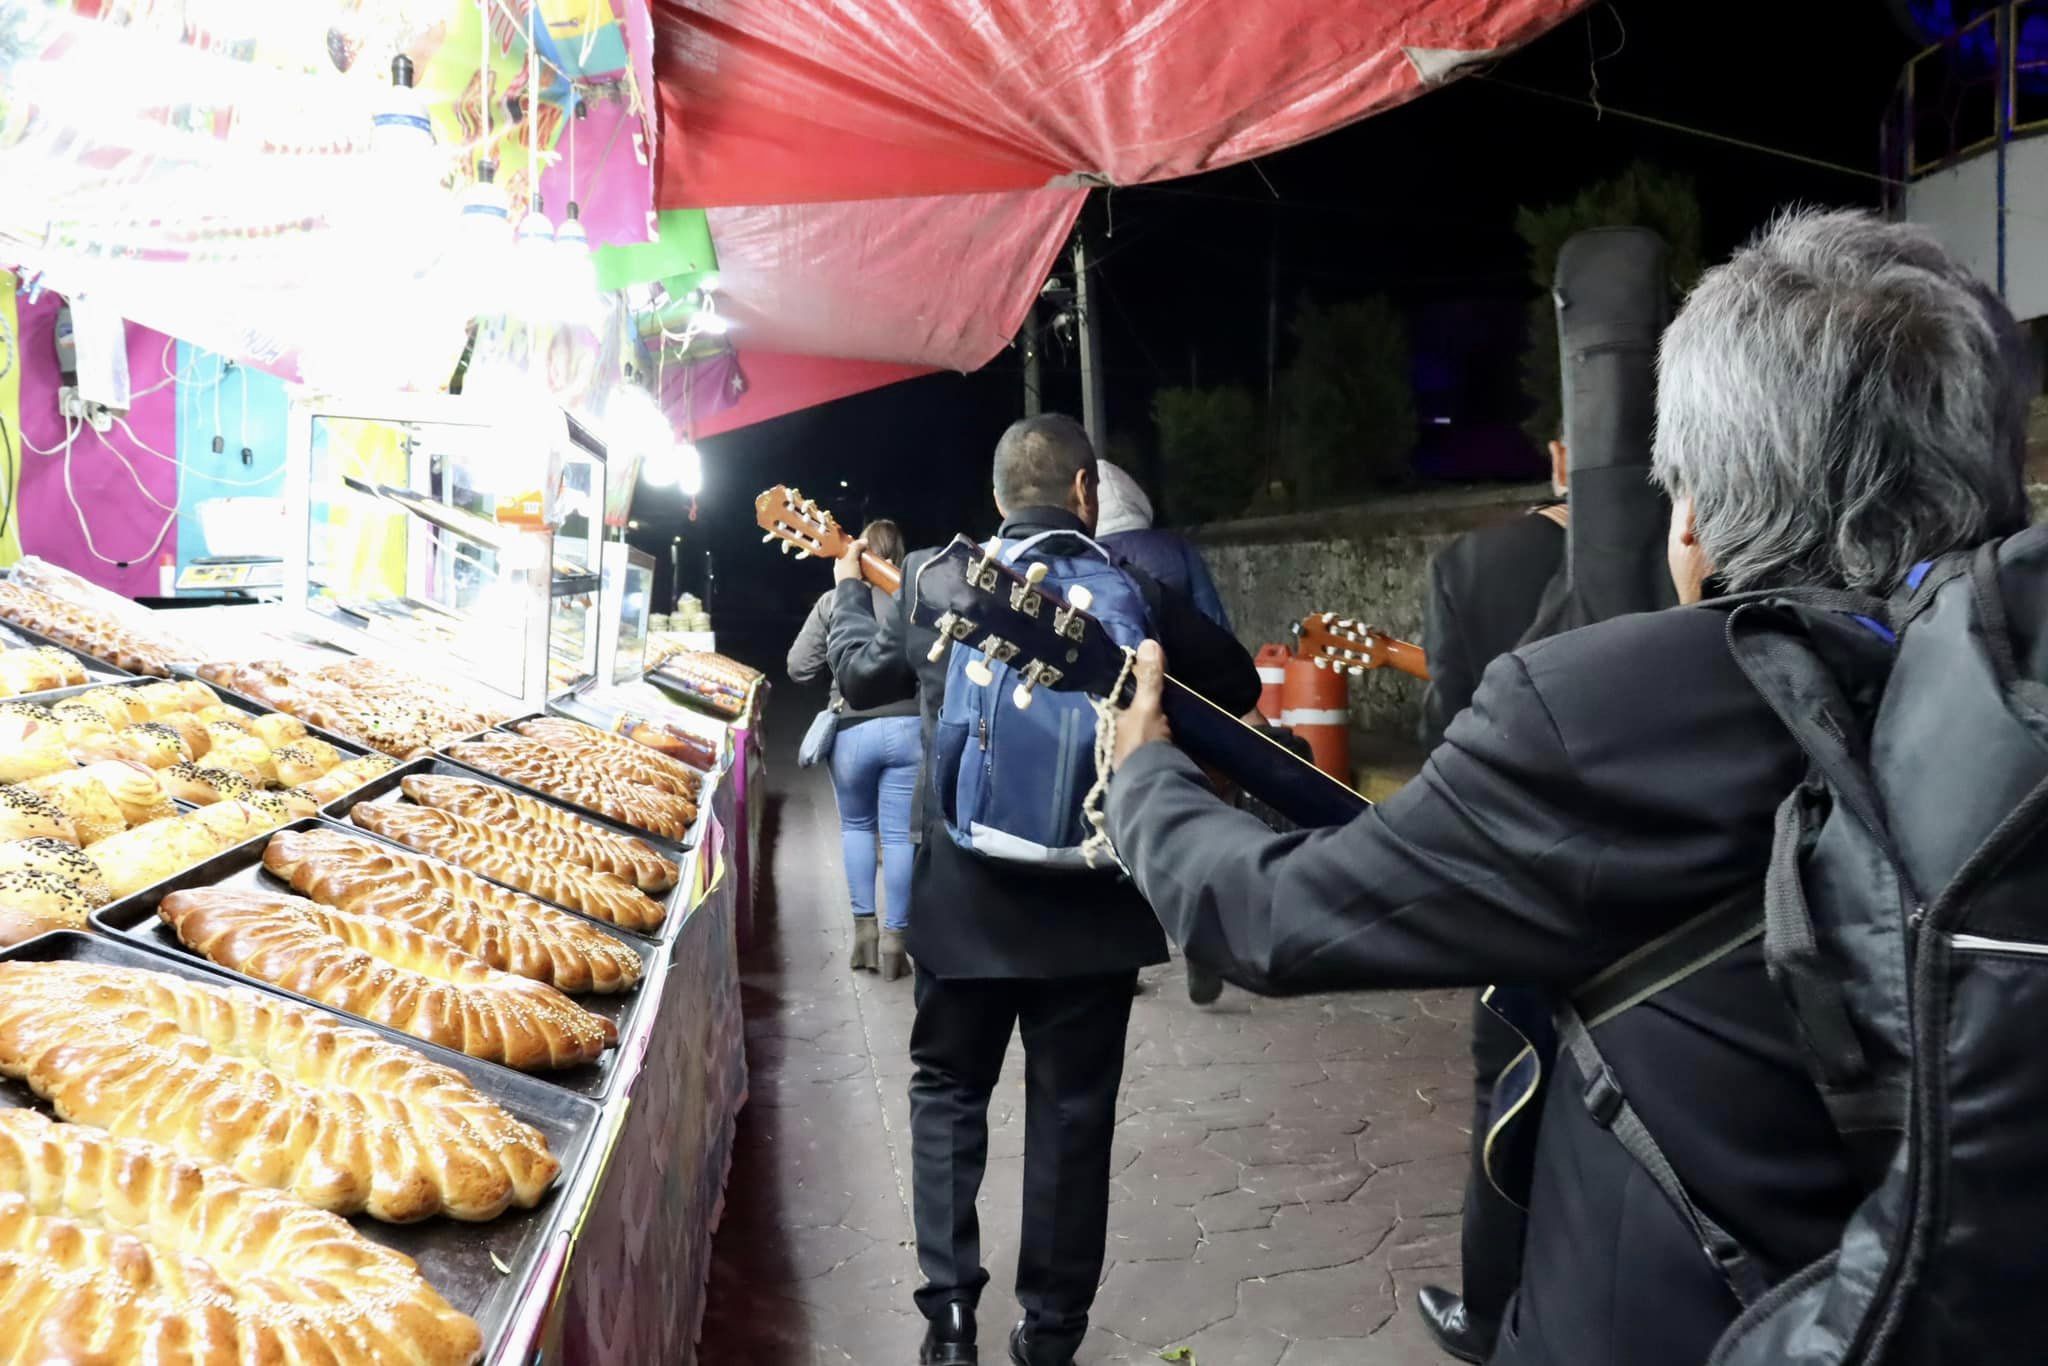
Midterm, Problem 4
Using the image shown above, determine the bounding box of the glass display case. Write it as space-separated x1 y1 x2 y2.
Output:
597 542 654 686
283 393 609 714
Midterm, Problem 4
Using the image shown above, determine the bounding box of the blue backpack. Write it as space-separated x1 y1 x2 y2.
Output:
931 531 1150 868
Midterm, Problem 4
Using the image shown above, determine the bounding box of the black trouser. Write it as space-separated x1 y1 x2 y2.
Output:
909 967 1138 1357
1462 991 1531 1330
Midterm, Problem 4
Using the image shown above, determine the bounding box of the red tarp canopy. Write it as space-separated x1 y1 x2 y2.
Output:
652 0 1587 434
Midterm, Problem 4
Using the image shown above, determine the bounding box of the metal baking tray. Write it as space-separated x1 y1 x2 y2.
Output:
432 739 696 855
321 757 682 938
89 817 653 1100
0 929 600 1366
0 611 156 679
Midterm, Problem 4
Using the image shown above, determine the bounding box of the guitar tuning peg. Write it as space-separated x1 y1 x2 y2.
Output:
1067 585 1094 612
794 549 811 559
1312 656 1329 670
1012 681 1036 710
965 658 995 688
1348 665 1365 677
927 637 950 664
1025 562 1049 585
761 533 775 543
1321 612 1335 623
779 541 793 554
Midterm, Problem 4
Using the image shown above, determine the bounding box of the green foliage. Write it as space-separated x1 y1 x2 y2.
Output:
1151 385 1264 525
1278 294 1416 497
1515 162 1705 445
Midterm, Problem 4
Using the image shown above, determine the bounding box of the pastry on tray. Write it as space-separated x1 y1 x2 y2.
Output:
445 736 695 840
84 799 288 898
0 712 73 783
0 784 77 844
161 761 257 805
73 719 192 769
0 645 86 696
30 758 174 831
351 801 669 934
515 715 705 797
0 1108 482 1364
0 960 560 1221
401 773 680 893
284 753 401 807
158 886 616 1070
263 827 644 992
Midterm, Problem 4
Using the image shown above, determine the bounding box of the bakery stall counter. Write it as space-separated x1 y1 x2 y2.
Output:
89 817 662 1100
0 930 603 1366
323 757 686 938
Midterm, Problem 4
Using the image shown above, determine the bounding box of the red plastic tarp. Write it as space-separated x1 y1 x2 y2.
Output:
652 0 1586 429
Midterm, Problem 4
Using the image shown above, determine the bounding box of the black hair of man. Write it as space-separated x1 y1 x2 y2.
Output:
993 413 1097 512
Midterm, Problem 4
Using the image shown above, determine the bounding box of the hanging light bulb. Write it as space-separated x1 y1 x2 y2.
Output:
372 54 434 155
675 440 704 497
550 201 602 328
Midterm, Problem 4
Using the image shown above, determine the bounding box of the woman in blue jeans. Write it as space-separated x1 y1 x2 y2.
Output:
786 520 922 979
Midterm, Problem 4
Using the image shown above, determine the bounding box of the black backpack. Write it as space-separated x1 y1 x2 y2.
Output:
1554 528 2048 1363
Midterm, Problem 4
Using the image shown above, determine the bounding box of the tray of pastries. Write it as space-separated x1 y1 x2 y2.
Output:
91 817 654 1098
0 929 601 1365
195 656 511 760
326 757 681 937
0 578 194 677
438 714 705 847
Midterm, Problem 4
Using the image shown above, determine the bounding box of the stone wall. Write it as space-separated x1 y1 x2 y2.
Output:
1192 483 1549 742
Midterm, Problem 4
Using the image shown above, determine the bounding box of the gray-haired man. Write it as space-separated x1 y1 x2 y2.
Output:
1103 210 2034 1364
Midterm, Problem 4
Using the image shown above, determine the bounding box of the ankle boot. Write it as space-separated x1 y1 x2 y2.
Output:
920 1300 977 1364
879 928 910 980
851 917 880 972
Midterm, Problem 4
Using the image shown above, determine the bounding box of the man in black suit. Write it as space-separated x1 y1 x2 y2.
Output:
828 414 1259 1366
1101 211 2034 1365
1411 448 1567 1363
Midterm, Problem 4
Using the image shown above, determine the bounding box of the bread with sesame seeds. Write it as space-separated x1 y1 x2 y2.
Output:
71 720 191 769
158 886 617 1071
0 960 560 1221
160 762 256 806
0 785 76 844
32 758 173 829
0 1108 482 1363
0 713 73 783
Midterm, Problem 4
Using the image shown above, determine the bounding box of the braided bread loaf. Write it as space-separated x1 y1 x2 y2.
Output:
402 774 680 892
159 887 615 1071
515 716 705 798
262 828 643 992
351 802 668 934
446 737 695 840
0 961 559 1221
0 1109 481 1364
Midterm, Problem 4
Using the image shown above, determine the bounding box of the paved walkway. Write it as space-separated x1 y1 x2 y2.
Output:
701 707 1471 1365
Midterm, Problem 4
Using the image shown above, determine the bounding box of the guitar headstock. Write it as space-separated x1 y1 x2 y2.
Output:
754 485 850 561
1296 613 1423 677
909 537 1131 710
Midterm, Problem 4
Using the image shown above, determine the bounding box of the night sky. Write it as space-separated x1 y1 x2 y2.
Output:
632 0 1921 636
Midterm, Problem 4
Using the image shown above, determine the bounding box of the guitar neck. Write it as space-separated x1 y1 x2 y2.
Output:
856 554 902 595
1374 637 1430 682
1155 674 1369 828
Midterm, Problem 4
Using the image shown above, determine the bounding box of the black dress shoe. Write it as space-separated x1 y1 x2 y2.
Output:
921 1301 978 1365
1008 1321 1075 1366
1186 962 1223 1006
1415 1285 1495 1364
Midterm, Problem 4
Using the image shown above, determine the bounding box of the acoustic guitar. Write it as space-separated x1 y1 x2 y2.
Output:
1295 613 1431 682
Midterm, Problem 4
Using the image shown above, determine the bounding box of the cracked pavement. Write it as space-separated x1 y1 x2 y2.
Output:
700 724 1469 1365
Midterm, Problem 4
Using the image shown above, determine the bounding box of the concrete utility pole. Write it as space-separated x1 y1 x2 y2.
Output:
1074 235 1107 449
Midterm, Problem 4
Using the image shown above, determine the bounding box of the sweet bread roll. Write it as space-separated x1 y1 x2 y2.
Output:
273 788 320 819
74 720 190 769
289 754 400 806
0 713 73 782
400 774 680 892
61 758 173 826
51 694 123 732
0 645 83 695
244 789 293 825
0 1108 483 1364
0 961 560 1221
0 836 110 894
84 813 224 897
193 703 254 731
73 684 149 725
24 767 135 844
46 698 112 748
353 801 669 933
0 784 77 844
159 886 617 1070
272 743 339 787
187 797 287 848
152 709 212 760
248 710 309 748
202 722 274 783
161 761 255 806
0 868 99 926
447 737 694 839
263 827 644 993
132 679 213 718
0 904 71 946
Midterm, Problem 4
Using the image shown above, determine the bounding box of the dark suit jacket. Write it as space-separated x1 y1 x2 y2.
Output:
830 506 1260 979
1420 509 1564 751
1107 605 1861 1366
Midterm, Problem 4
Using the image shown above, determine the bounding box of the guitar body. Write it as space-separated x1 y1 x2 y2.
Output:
1479 984 1557 1211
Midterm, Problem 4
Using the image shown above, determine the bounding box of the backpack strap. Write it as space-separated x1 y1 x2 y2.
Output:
1557 1001 1769 1307
1572 889 1762 1028
999 529 1115 565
